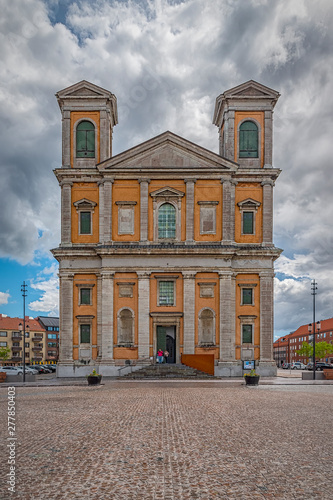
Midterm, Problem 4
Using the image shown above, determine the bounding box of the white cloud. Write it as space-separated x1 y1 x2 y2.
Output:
0 292 10 306
28 263 59 316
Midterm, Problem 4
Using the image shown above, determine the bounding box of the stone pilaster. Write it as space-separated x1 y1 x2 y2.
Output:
225 110 235 161
139 179 150 242
183 272 196 354
219 271 236 361
137 272 150 359
99 110 110 162
60 181 73 246
221 178 236 243
185 179 196 242
259 271 274 361
264 110 273 167
62 110 71 168
103 179 113 244
100 272 114 362
59 273 74 363
96 274 102 359
261 180 274 245
98 181 105 244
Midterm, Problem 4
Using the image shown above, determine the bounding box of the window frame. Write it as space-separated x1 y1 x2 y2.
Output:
157 278 177 307
150 187 184 242
73 199 97 237
239 120 259 158
75 119 96 159
158 202 177 239
237 198 261 236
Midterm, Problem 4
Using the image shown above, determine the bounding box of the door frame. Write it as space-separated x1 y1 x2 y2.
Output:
151 313 182 364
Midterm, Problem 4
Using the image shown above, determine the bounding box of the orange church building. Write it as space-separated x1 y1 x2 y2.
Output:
52 79 281 377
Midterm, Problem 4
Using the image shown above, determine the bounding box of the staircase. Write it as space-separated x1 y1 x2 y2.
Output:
119 363 217 379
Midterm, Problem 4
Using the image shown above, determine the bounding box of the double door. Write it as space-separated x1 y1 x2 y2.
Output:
156 326 176 363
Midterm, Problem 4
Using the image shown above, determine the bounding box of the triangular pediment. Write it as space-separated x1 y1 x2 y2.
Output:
224 80 280 99
56 80 114 99
73 198 97 209
150 186 185 198
98 131 237 172
237 198 261 208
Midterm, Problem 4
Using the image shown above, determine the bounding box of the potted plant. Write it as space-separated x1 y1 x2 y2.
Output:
0 347 11 382
244 368 260 386
86 369 102 385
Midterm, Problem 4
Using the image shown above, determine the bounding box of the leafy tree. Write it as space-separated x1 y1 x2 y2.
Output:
0 346 11 364
296 341 333 360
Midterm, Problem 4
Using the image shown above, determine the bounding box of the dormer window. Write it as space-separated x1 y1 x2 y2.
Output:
239 121 258 158
76 121 95 158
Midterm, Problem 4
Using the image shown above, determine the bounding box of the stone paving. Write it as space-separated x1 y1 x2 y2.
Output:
1 381 333 499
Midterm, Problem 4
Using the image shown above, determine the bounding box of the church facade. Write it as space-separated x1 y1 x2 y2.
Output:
52 79 282 377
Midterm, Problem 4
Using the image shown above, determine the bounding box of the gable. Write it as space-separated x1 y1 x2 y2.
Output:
224 80 280 100
56 80 114 99
99 131 237 172
150 186 185 198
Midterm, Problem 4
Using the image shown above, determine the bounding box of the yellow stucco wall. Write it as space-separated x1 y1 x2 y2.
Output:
71 182 99 244
194 180 222 241
70 111 100 167
235 183 263 243
195 272 220 359
113 272 138 360
234 111 264 167
112 181 140 241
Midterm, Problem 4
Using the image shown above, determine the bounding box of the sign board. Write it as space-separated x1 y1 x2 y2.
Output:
243 360 255 370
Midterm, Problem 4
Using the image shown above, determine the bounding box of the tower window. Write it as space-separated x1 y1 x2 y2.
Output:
239 121 258 158
242 211 254 234
76 121 95 158
80 212 92 234
158 203 176 239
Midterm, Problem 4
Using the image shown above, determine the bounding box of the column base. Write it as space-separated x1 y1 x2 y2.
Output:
216 361 242 377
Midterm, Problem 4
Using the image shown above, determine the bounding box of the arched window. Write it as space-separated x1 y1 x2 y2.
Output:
198 309 215 345
76 121 95 158
239 121 258 158
117 308 134 345
158 203 176 239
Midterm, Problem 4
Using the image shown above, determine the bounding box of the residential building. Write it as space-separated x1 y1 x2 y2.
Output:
0 314 46 365
273 317 333 366
37 316 59 363
52 79 282 377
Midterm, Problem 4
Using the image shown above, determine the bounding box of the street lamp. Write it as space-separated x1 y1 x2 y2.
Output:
309 279 318 380
19 281 28 383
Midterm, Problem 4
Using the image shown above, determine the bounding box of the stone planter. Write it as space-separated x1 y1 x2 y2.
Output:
244 375 260 386
0 371 7 383
87 375 102 385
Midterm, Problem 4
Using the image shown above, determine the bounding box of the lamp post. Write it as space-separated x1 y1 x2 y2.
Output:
19 281 28 383
309 279 318 380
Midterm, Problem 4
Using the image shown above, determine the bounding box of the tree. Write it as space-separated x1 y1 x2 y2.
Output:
0 346 11 364
296 341 333 361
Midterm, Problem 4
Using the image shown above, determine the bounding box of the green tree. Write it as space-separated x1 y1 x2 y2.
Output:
0 346 11 364
296 341 333 360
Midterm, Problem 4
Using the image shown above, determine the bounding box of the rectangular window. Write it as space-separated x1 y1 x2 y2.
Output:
48 334 57 339
80 324 91 344
159 281 174 306
0 341 7 347
80 288 91 305
242 324 253 344
80 212 91 234
242 288 253 305
48 342 57 347
243 212 254 234
0 331 7 337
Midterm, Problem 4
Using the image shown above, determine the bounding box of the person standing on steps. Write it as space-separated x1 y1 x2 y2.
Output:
157 349 164 364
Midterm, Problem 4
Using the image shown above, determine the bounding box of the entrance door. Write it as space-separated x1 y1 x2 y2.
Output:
156 326 176 363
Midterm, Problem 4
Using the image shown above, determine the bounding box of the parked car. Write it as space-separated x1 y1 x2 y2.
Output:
291 362 306 370
282 363 290 369
42 364 56 372
0 366 23 375
306 362 313 370
17 366 39 375
32 365 51 374
306 362 333 371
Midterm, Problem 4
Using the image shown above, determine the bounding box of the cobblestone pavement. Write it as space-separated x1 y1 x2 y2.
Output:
1 381 333 499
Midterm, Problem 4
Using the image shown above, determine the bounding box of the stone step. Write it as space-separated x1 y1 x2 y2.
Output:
119 363 216 379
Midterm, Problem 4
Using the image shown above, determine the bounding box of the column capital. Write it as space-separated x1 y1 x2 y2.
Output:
220 177 238 186
184 178 197 184
101 271 115 279
261 179 275 187
137 271 151 279
182 271 196 279
138 178 151 184
60 180 73 187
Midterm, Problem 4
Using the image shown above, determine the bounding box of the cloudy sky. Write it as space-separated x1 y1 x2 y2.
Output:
0 0 332 339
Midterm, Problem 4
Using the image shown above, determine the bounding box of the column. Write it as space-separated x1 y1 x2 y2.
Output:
96 274 102 359
62 110 71 168
139 179 150 242
60 181 72 246
137 272 150 360
100 272 114 362
183 272 196 354
259 271 274 361
264 110 273 167
99 110 109 162
219 271 236 361
221 178 236 243
185 179 196 242
261 180 274 244
59 273 74 363
103 179 113 244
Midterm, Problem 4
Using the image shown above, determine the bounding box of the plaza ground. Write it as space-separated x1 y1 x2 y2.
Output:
1 376 333 499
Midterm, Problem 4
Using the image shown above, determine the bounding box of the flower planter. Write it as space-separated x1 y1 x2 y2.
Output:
244 375 260 386
0 372 7 383
87 375 102 385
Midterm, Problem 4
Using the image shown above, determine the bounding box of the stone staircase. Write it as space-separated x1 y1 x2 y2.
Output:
119 363 217 379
